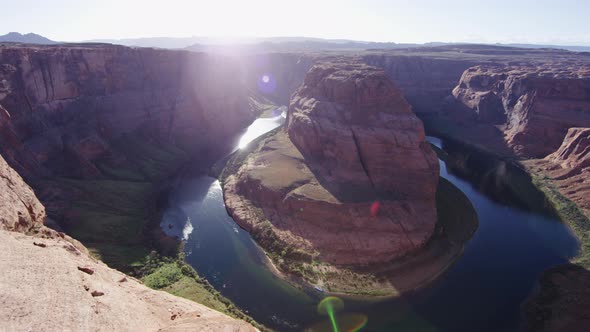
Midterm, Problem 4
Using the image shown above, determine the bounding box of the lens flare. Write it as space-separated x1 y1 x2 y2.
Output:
257 73 277 94
370 201 381 217
305 312 368 332
318 297 344 332
348 314 369 332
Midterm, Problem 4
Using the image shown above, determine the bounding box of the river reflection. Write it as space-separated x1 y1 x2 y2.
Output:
236 108 286 150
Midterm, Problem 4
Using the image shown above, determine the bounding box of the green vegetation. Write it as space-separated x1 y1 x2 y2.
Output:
530 174 590 267
97 134 188 182
251 219 318 281
143 262 184 288
41 133 261 327
41 177 155 270
164 277 229 313
137 252 264 328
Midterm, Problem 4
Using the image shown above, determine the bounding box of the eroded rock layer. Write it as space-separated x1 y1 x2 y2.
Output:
224 62 439 268
525 128 590 216
546 128 590 171
452 65 590 157
363 54 478 115
0 44 257 179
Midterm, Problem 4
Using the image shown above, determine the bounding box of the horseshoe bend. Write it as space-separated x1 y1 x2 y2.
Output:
222 61 477 296
1 16 590 332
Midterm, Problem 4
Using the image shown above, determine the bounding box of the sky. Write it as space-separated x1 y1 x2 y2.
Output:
1 0 590 45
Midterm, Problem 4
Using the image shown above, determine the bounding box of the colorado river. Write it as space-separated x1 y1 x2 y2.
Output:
161 114 578 331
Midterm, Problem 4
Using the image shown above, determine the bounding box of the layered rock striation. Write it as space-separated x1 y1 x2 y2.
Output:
546 127 590 171
0 44 257 180
452 65 590 157
224 62 439 272
526 127 590 217
363 54 478 115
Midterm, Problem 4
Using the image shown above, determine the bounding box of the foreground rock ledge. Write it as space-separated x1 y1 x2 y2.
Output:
0 154 257 332
222 62 475 296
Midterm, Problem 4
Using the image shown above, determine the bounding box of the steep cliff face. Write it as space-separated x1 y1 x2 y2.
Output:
0 44 257 179
522 130 590 332
453 65 590 157
546 127 590 171
238 52 482 116
0 153 257 332
525 128 590 215
286 62 440 201
239 52 316 104
545 127 590 212
224 62 439 271
0 154 45 233
362 54 477 114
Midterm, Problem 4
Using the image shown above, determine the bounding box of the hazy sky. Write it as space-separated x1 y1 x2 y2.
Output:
2 0 590 45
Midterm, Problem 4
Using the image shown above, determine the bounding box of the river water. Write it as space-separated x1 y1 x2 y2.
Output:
161 114 578 332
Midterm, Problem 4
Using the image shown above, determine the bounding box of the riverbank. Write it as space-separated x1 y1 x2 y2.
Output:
39 132 263 330
423 119 590 331
520 168 590 331
219 128 478 298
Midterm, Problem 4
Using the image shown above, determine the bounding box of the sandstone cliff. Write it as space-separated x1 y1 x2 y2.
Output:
0 44 257 180
286 62 440 204
0 153 45 233
525 128 590 217
522 128 590 331
452 65 590 157
546 127 590 171
0 153 257 332
223 62 442 295
363 54 478 115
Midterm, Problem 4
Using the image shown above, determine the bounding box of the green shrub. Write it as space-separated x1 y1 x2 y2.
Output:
142 263 183 289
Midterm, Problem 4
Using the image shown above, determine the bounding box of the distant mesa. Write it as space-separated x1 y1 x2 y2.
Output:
0 32 57 44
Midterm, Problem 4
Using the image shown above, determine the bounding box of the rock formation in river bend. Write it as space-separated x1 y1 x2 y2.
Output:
224 62 439 268
452 65 590 157
0 154 257 332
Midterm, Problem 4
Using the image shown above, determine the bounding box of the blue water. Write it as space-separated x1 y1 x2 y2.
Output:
161 123 578 331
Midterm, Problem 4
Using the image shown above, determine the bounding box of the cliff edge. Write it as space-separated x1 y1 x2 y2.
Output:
0 154 257 332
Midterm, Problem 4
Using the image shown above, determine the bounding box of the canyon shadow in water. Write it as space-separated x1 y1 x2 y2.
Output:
160 115 578 331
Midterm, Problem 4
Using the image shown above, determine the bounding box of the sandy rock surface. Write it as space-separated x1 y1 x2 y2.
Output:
0 153 257 332
0 230 257 332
